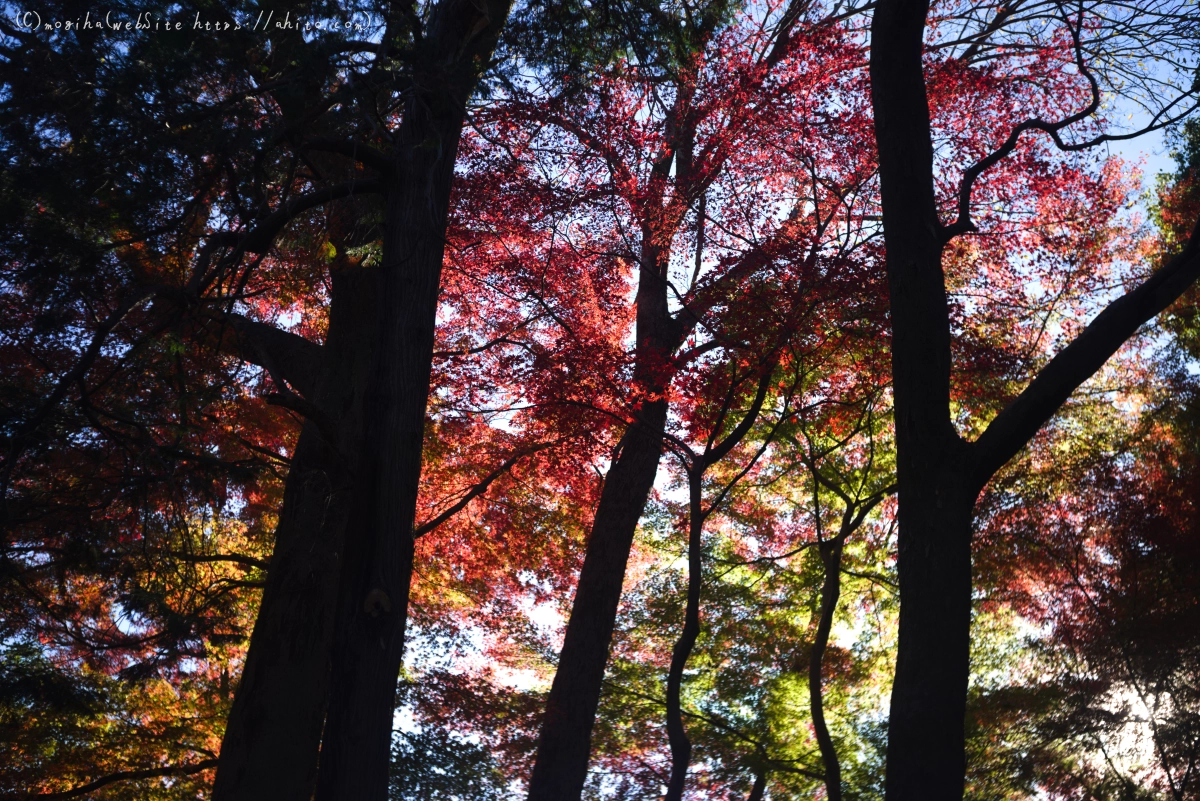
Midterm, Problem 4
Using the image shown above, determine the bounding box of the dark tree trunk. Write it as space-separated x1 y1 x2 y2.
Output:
525 398 669 801
809 539 845 801
526 217 681 800
212 430 343 801
664 472 705 801
746 771 767 801
312 148 455 801
213 266 381 801
866 0 1200 792
865 0 1200 794
869 0 980 797
885 473 976 801
312 4 510 800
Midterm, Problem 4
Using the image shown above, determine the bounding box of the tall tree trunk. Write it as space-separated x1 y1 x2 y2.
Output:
313 4 510 799
746 770 767 801
869 0 979 797
885 474 976 800
312 149 454 801
809 539 844 801
525 398 669 801
213 266 381 801
664 471 705 801
867 0 1200 794
526 220 679 799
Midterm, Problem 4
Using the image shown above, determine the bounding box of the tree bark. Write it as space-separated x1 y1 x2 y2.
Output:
883 470 977 801
810 538 845 801
212 266 381 801
882 439 979 799
870 0 981 797
312 3 510 800
664 471 705 801
312 155 449 801
525 398 669 801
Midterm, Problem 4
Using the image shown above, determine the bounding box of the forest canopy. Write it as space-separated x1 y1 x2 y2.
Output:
2 0 1200 799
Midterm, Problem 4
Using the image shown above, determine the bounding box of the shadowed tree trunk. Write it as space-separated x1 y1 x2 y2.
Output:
664 472 704 801
805 483 892 801
523 7 844 792
870 0 1015 792
215 4 510 799
526 219 679 800
212 266 380 801
312 3 511 800
525 397 670 800
747 772 767 801
869 0 1200 798
809 537 845 801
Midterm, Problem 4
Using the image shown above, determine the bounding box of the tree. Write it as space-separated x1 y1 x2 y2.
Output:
957 122 1200 801
1 5 299 794
969 390 1200 800
502 6 880 795
866 0 1200 797
1 1 513 798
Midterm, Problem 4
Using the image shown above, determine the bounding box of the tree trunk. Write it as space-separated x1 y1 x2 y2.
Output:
213 266 380 801
312 150 455 801
867 0 1200 795
884 472 976 800
664 471 705 801
312 4 510 799
809 539 844 801
526 217 680 800
525 398 670 801
869 0 980 797
746 770 767 801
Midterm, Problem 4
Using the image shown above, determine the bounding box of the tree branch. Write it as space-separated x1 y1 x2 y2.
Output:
412 441 555 538
972 219 1200 481
208 312 324 399
704 363 776 467
213 315 342 447
241 178 384 255
5 759 218 800
0 288 155 513
166 551 270 571
302 137 393 174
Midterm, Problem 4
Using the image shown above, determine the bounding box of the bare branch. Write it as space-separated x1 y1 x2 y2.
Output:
413 441 556 538
166 551 270 571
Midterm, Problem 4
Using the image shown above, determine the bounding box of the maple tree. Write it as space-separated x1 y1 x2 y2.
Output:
498 8 887 797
